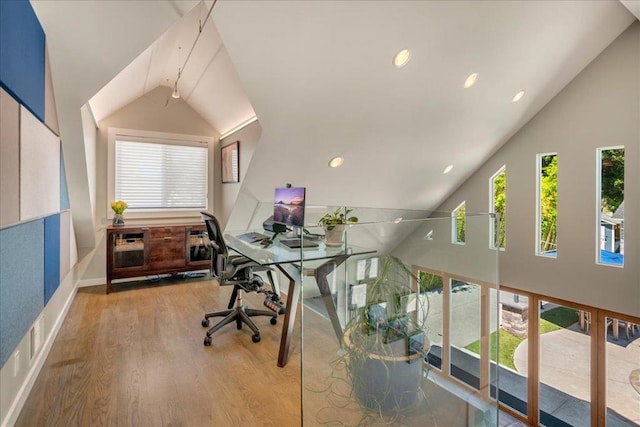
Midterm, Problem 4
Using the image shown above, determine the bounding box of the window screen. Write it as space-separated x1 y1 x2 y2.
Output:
115 139 208 210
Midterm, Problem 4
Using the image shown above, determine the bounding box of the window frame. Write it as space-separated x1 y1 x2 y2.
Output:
451 201 466 245
535 152 557 258
489 166 506 250
595 145 624 268
107 127 214 221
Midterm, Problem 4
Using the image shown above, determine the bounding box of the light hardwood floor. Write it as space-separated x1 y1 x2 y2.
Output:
15 276 528 427
16 277 302 426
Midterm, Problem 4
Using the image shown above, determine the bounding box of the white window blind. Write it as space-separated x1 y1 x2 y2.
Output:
115 139 208 210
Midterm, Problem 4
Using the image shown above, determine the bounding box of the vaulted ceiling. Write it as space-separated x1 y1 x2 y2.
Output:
32 0 638 248
88 1 255 137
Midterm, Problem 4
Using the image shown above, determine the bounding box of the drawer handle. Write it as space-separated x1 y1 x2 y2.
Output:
164 237 172 241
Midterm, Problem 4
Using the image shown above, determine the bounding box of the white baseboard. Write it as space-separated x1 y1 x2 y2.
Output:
1 280 79 427
77 277 105 288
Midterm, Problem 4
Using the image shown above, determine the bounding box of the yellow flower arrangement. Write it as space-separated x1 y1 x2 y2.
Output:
111 200 128 215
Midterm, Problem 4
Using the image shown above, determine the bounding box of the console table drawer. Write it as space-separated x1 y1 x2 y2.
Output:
148 237 185 269
148 226 184 239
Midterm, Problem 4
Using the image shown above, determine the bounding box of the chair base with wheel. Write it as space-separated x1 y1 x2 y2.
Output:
202 279 278 346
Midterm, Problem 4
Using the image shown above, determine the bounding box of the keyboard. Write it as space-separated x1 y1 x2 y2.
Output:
237 232 269 243
280 238 319 249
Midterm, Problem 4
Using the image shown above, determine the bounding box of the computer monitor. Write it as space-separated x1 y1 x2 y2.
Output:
273 187 306 228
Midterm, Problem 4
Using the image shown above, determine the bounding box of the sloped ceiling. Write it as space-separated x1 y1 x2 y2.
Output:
89 1 255 136
621 0 640 20
212 1 635 210
32 0 636 249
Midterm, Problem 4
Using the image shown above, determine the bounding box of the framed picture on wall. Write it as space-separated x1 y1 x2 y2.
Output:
221 141 239 183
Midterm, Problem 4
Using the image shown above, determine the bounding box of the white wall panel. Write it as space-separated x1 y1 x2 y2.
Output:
0 89 20 227
44 47 59 136
20 106 60 220
59 210 71 280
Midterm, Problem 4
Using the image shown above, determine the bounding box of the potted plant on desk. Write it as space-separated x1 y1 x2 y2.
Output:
318 207 358 246
341 255 429 417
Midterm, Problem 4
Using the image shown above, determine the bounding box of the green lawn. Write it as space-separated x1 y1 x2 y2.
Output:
464 306 579 370
465 328 521 370
540 306 579 333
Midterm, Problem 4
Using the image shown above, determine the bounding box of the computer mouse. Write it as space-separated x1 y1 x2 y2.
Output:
260 239 272 248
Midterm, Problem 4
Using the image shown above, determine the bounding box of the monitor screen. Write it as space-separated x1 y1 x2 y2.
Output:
273 187 306 227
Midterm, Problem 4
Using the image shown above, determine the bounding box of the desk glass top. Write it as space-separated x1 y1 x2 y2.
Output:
225 231 374 266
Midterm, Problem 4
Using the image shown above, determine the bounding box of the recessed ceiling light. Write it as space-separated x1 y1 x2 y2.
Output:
443 164 454 174
512 90 526 103
392 48 411 68
464 73 479 89
328 156 344 168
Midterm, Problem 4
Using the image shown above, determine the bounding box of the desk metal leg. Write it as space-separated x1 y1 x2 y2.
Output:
275 255 349 367
276 264 299 368
313 255 349 343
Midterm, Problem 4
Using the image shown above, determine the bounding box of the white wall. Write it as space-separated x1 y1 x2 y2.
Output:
0 37 80 424
219 120 262 229
81 104 97 224
436 23 640 316
81 86 219 282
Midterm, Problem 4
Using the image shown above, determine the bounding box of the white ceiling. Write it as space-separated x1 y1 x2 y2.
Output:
88 1 255 136
621 0 640 19
32 0 637 248
212 1 636 209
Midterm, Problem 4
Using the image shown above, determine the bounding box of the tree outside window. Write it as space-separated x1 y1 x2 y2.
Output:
539 154 557 255
491 168 506 249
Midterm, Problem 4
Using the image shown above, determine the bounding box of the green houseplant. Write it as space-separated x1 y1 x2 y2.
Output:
318 207 358 246
340 255 430 417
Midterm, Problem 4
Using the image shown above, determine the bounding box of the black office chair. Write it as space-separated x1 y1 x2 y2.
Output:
200 212 284 346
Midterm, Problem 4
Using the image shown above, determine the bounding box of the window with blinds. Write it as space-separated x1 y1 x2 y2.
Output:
115 139 208 210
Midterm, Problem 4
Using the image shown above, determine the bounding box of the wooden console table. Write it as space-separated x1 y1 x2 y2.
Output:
106 223 211 294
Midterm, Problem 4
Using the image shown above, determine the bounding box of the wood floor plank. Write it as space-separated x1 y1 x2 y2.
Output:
15 278 302 427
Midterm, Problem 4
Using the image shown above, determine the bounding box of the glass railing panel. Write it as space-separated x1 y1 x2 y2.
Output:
300 211 499 426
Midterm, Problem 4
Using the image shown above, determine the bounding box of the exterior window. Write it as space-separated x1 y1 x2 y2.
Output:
539 303 589 426
416 269 443 370
537 153 557 257
597 147 624 266
450 279 481 389
452 202 466 244
490 167 506 249
115 140 208 210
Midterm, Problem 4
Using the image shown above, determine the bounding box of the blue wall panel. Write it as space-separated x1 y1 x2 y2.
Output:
0 0 46 122
44 214 60 304
60 144 70 210
0 220 45 367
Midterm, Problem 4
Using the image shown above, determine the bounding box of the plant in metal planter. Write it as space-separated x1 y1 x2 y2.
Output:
341 255 430 416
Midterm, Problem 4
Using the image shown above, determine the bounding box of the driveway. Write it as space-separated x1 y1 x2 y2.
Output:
513 324 640 424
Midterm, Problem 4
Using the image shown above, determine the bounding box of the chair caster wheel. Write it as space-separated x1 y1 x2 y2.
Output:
204 336 212 346
237 319 243 330
270 317 277 325
202 319 210 327
252 334 261 343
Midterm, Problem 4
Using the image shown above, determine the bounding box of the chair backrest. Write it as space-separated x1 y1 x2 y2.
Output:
200 212 228 278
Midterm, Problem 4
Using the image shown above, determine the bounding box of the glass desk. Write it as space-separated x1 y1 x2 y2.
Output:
225 231 375 367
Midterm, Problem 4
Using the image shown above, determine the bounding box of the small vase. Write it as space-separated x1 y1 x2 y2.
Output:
112 214 125 226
